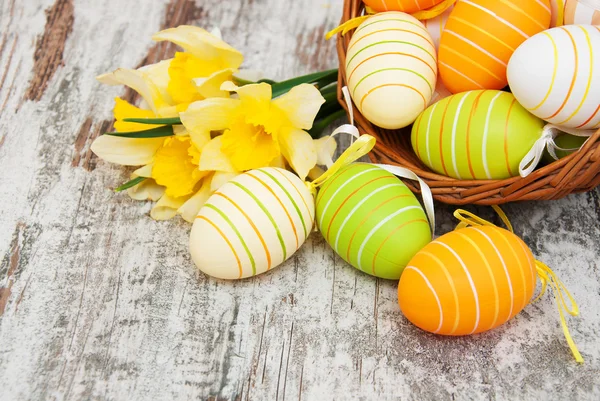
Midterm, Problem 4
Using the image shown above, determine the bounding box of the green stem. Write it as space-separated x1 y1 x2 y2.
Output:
271 68 338 98
122 117 182 125
104 125 174 138
308 109 346 139
115 176 147 192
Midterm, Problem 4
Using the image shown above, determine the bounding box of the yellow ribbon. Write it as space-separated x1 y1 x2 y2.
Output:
306 134 376 197
453 206 583 363
325 0 456 40
555 0 565 27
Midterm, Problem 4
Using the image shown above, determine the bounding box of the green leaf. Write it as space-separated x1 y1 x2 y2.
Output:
122 117 182 125
308 109 346 139
104 125 174 138
319 82 338 96
115 176 147 192
271 68 338 98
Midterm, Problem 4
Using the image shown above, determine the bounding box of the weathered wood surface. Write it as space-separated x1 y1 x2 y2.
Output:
0 0 599 400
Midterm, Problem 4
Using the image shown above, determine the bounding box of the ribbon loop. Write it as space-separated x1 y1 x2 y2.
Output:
453 205 513 232
535 261 583 363
520 124 595 177
372 164 436 237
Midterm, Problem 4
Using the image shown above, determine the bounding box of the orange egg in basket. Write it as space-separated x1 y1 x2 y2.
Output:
438 0 552 93
364 0 445 13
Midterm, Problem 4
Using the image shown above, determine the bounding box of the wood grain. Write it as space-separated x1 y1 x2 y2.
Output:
0 0 599 400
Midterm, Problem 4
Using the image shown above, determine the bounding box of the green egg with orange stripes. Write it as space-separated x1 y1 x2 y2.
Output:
411 90 545 180
190 167 315 280
316 163 431 280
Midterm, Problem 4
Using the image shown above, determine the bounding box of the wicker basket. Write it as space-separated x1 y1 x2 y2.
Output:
335 0 600 205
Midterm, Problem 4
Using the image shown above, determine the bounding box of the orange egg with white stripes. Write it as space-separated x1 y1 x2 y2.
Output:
363 0 445 13
398 225 537 335
564 0 600 25
507 24 600 130
190 167 314 280
345 12 437 129
438 0 551 94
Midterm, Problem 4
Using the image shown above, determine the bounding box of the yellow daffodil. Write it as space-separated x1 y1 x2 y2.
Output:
181 81 325 181
92 26 244 222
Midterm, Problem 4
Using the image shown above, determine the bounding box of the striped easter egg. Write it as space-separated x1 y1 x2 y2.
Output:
316 163 431 280
364 0 445 13
564 0 600 25
411 90 545 180
190 167 314 280
398 226 537 335
550 0 566 26
345 12 437 129
438 0 551 93
507 25 600 130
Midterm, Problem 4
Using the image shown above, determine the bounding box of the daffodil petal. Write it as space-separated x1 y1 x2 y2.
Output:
308 166 326 181
133 164 153 177
150 193 191 220
139 59 173 105
233 69 265 83
220 81 280 131
194 68 235 99
269 154 287 169
279 127 317 180
211 171 239 192
113 98 161 132
314 135 337 168
97 68 167 114
91 135 163 166
180 97 239 138
199 136 238 173
127 179 165 201
178 178 214 223
152 25 243 70
273 84 325 130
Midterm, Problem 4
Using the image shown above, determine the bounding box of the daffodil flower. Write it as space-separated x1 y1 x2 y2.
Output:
92 26 244 221
181 81 326 181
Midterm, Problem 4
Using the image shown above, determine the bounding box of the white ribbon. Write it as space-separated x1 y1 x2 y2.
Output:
372 164 436 237
320 86 361 168
519 124 595 177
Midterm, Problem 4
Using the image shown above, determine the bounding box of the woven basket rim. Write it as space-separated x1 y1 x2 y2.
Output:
335 0 600 205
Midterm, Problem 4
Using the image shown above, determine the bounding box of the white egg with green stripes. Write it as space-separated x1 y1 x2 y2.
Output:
190 167 315 280
345 11 437 129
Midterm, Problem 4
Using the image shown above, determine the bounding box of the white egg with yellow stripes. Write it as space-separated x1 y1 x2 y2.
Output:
345 11 437 129
507 24 600 130
190 167 314 280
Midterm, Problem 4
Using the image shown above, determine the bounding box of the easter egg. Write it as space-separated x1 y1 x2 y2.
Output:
316 163 431 280
564 0 600 25
411 90 546 180
190 167 314 279
422 4 453 50
364 0 445 13
507 25 600 130
550 0 566 27
398 225 537 335
543 133 588 162
438 0 551 93
345 12 437 129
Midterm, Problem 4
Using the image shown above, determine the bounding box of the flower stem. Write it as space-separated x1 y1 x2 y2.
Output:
122 117 181 125
115 176 147 192
104 125 174 138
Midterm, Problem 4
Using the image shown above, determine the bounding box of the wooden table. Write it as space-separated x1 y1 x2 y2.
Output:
1 0 599 400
